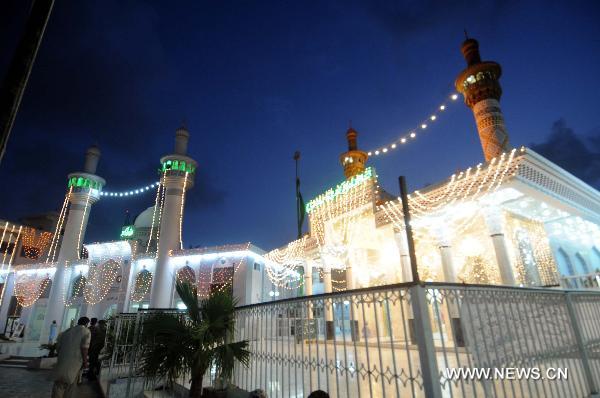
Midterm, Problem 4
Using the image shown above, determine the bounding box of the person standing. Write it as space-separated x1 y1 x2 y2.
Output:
51 317 91 398
48 320 57 344
87 319 107 379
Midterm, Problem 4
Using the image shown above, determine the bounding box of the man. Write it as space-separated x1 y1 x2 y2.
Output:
48 320 57 344
52 317 91 398
88 319 107 379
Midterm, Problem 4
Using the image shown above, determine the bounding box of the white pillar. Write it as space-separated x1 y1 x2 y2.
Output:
0 272 16 333
151 178 184 308
43 189 100 342
303 261 313 320
394 230 413 282
434 226 457 283
439 245 457 282
484 207 516 285
150 128 196 308
320 256 334 340
121 261 136 312
303 261 313 296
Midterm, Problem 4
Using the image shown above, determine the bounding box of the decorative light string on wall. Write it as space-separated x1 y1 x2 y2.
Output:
47 187 72 263
366 93 460 157
100 181 160 198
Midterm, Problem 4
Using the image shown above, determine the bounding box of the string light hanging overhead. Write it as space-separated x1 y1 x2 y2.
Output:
100 181 160 198
366 93 460 157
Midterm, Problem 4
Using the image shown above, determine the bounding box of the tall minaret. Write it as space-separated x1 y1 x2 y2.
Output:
455 37 511 162
339 127 368 179
42 145 104 339
150 126 197 308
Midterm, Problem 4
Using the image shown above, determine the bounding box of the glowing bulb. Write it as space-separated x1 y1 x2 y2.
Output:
430 115 436 121
421 124 427 129
451 94 458 100
391 143 396 149
375 150 380 155
119 193 123 197
125 192 129 196
367 152 372 156
410 132 416 138
382 148 388 153
135 190 139 194
440 105 445 110
401 138 406 143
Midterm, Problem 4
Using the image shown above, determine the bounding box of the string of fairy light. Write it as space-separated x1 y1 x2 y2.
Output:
366 93 460 157
100 181 160 198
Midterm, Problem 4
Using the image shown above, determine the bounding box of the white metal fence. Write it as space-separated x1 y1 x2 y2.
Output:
105 283 600 398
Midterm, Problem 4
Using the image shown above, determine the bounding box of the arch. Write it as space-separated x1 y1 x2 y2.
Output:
39 278 52 299
134 269 152 295
576 252 590 274
70 275 86 298
557 248 575 276
593 247 600 270
176 264 196 285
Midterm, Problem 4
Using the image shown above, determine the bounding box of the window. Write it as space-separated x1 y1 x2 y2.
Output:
558 248 575 276
253 262 261 271
576 252 590 274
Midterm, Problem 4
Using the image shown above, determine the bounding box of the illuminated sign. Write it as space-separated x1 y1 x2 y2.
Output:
120 225 135 239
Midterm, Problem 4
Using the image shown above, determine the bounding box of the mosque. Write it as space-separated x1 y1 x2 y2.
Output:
1 37 600 351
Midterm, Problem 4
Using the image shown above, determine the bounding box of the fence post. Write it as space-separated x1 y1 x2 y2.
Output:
410 284 443 398
565 292 599 397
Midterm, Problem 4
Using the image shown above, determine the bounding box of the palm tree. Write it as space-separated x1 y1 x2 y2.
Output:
139 280 250 398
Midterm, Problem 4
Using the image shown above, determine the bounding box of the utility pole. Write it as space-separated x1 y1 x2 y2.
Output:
0 0 55 165
399 176 420 282
294 151 304 239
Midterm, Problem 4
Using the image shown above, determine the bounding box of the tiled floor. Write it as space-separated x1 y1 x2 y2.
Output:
0 367 102 397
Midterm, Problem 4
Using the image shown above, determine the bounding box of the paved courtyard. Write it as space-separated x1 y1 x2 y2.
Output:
0 367 102 398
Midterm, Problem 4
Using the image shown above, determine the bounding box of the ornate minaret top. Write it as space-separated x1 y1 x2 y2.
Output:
455 37 511 162
339 127 368 179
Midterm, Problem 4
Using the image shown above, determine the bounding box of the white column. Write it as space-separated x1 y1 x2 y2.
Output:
439 246 457 282
121 261 136 312
484 207 516 286
320 256 334 340
151 177 185 308
303 261 313 320
303 261 313 296
394 230 413 282
0 272 16 333
435 227 464 347
435 227 457 283
43 193 95 341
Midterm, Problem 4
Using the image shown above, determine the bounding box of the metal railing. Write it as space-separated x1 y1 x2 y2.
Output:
105 282 600 398
561 273 600 290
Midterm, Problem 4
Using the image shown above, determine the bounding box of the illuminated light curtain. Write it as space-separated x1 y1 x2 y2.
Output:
505 214 559 286
130 269 152 302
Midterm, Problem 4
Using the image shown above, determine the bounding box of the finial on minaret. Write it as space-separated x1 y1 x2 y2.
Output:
123 209 131 226
455 36 511 162
340 126 368 179
84 144 101 174
174 125 190 155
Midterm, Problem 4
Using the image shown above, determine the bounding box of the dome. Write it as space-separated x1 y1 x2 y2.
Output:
134 206 155 229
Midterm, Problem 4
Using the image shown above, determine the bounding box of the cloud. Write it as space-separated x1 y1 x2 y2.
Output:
530 119 600 188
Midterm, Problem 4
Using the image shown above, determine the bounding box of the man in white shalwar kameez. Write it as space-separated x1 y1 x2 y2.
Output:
51 317 91 398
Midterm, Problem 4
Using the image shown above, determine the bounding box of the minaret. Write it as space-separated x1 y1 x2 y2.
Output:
150 126 197 308
455 37 511 162
339 127 368 179
42 145 105 339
